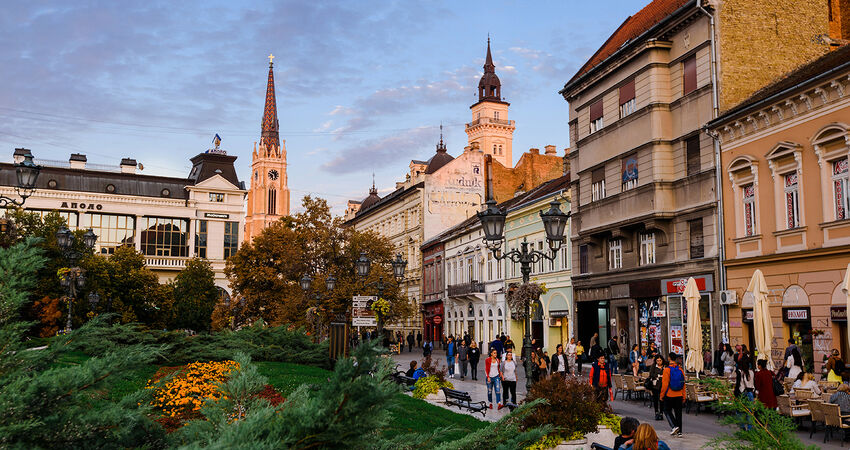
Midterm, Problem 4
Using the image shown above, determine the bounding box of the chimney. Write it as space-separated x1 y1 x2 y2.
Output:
544 145 557 155
69 153 87 169
120 158 137 174
529 148 540 155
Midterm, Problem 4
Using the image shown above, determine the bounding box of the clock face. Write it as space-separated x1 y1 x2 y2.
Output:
268 169 279 181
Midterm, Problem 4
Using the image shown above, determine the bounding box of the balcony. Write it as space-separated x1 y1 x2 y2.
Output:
145 256 188 270
466 117 514 128
447 281 485 298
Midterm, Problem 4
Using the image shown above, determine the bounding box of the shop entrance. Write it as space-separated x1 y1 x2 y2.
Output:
638 298 662 353
784 307 814 372
532 300 544 349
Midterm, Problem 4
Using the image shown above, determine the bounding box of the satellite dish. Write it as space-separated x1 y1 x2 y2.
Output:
138 163 144 171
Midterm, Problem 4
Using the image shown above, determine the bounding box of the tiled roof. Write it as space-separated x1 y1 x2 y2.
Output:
567 0 690 86
711 44 850 125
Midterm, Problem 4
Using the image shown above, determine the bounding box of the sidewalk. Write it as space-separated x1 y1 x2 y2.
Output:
393 348 843 447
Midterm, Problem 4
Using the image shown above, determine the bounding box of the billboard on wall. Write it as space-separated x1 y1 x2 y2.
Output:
423 152 485 241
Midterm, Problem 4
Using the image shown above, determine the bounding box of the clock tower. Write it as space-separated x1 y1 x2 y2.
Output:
245 55 290 243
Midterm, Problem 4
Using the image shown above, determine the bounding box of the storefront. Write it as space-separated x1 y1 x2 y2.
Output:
740 306 756 355
661 274 715 359
783 306 814 372
422 301 443 342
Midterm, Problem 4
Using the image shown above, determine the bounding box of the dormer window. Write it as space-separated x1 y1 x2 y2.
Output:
209 193 225 202
494 111 499 120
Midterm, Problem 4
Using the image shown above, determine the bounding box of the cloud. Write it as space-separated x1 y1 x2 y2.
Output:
313 121 333 132
320 127 435 174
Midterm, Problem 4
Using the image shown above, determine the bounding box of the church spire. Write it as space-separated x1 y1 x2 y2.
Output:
484 36 495 73
477 37 502 103
261 54 280 150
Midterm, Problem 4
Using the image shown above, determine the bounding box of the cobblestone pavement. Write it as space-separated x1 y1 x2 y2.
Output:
392 348 846 448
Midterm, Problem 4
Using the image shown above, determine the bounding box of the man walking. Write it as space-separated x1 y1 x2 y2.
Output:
607 335 620 374
446 336 456 378
407 332 415 352
490 336 504 359
660 352 685 437
589 354 612 409
416 330 422 348
458 339 469 380
504 335 515 353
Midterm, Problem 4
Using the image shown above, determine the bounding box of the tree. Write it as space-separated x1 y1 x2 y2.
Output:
225 196 413 332
170 257 219 332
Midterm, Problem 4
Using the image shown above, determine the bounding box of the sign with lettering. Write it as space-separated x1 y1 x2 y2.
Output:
432 315 442 324
204 212 230 219
783 308 809 321
60 201 103 211
742 309 754 323
831 306 847 322
652 310 666 318
661 274 714 294
549 310 570 318
352 296 377 327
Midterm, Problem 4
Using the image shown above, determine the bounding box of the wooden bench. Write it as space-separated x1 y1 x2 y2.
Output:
441 387 487 417
391 373 417 390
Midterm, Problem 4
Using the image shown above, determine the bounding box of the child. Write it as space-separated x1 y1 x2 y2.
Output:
614 417 640 450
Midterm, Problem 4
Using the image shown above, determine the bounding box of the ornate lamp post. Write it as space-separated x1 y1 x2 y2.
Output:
354 252 407 337
0 150 41 207
300 273 336 341
477 199 569 390
56 226 97 332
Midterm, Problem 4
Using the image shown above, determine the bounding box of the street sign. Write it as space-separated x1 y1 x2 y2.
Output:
352 296 377 327
352 317 377 327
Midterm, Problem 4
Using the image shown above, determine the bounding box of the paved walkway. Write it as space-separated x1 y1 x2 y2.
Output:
393 348 846 447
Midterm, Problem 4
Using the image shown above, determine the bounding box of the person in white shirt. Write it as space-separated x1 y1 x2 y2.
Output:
552 344 568 380
501 351 518 404
785 347 804 380
566 338 578 376
791 372 822 396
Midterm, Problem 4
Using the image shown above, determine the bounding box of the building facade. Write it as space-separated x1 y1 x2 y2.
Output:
709 44 850 370
4 148 246 295
560 0 841 362
245 56 290 242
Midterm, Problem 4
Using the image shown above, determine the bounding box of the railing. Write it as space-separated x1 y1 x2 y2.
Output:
466 117 513 127
447 281 485 297
145 256 188 270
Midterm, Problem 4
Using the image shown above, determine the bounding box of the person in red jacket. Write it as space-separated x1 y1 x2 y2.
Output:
660 353 685 437
484 349 503 409
753 358 778 409
589 354 612 409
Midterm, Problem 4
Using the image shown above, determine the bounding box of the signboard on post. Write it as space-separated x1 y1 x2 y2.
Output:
352 296 377 327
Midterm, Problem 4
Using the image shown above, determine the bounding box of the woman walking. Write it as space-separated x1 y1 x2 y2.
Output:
721 344 735 377
484 349 503 410
576 340 585 375
468 341 481 381
735 356 756 401
567 338 578 375
753 358 777 410
502 351 518 405
785 347 804 380
648 355 665 420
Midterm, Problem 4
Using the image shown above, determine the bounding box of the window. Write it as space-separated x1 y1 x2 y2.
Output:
81 213 136 255
31 209 79 228
195 220 208 258
140 217 189 257
498 144 503 155
686 136 700 176
579 245 589 274
268 189 277 215
689 219 704 259
784 173 800 228
639 232 655 265
608 239 622 270
619 79 636 118
537 241 545 273
494 111 499 120
560 246 570 269
224 221 238 258
487 253 493 280
833 158 849 220
592 167 606 201
589 100 603 133
743 184 757 236
682 55 697 95
209 193 225 202
622 155 638 191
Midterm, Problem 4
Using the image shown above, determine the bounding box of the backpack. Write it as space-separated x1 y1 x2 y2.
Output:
668 366 685 391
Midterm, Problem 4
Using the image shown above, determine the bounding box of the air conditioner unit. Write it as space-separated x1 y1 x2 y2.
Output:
549 318 563 327
719 290 737 305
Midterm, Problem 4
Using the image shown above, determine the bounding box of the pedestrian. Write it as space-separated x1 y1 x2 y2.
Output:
485 349 504 410
590 354 612 409
734 356 755 401
784 338 799 360
753 358 777 410
827 349 845 382
576 340 585 375
542 350 551 377
590 338 605 363
590 332 599 349
613 416 640 450
829 383 850 413
423 340 432 358
660 352 685 437
785 346 804 380
458 339 469 381
446 336 456 378
638 348 648 373
648 355 665 420
608 335 620 374
712 342 725 376
721 343 735 377
416 330 422 348
530 352 542 383
552 344 567 380
505 335 515 352
624 423 671 450
405 360 417 377
502 351 518 405
469 341 481 380
629 345 640 377
567 338 579 375
490 336 504 359
407 332 414 352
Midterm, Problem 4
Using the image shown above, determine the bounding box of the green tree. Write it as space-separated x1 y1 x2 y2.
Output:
170 257 219 332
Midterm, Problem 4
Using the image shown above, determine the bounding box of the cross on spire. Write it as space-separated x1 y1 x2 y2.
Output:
268 54 275 66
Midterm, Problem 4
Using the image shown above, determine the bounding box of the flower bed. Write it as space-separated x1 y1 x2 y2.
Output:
412 375 453 399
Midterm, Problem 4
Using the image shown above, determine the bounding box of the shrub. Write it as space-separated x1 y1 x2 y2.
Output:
420 355 449 383
523 376 603 438
412 375 453 399
147 360 239 418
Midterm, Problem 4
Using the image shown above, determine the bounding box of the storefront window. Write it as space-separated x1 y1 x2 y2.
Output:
639 299 663 352
224 221 239 258
30 209 79 228
81 213 136 255
195 220 208 258
140 217 189 257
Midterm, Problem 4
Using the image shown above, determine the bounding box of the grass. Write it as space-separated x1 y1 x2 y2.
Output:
256 361 331 397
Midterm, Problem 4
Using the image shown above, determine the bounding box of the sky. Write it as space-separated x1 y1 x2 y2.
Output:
1 0 651 214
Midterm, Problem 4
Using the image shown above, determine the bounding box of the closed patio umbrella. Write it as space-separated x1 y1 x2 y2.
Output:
684 277 703 376
843 263 850 355
748 269 774 370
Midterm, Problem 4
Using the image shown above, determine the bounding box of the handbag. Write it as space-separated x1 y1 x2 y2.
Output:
454 361 460 374
772 377 784 396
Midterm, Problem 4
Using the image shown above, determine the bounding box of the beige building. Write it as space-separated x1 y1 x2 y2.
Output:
559 0 840 360
709 44 850 370
4 148 246 296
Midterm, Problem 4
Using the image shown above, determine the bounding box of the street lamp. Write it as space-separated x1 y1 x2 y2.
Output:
56 226 97 332
300 272 336 341
477 198 569 390
0 150 41 207
355 252 407 337
88 292 100 312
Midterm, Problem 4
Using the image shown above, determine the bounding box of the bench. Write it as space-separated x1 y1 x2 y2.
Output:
391 373 417 390
441 387 487 417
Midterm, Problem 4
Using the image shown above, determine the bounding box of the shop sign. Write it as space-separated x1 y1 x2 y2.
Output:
784 308 809 321
652 310 666 318
742 309 754 323
432 315 442 324
550 310 570 318
60 201 103 210
204 212 229 219
661 274 714 295
831 306 847 322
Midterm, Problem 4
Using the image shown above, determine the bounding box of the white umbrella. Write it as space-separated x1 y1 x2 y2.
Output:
684 277 704 376
748 269 774 370
843 263 850 355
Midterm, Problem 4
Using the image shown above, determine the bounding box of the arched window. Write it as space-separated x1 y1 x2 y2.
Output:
812 124 850 224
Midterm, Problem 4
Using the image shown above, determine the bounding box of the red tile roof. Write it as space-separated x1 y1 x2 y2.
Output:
567 0 691 86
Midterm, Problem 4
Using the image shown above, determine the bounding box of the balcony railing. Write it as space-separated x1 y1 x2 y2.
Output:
145 256 188 270
466 117 513 127
447 281 485 297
